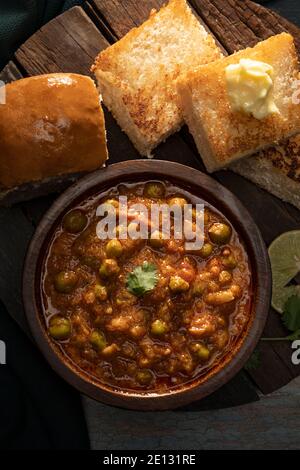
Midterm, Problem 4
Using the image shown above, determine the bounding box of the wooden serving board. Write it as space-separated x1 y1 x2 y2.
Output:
0 0 300 407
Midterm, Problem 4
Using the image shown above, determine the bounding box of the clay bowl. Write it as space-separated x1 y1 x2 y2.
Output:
23 160 271 410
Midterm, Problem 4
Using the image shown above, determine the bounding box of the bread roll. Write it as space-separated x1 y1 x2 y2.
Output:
0 73 108 204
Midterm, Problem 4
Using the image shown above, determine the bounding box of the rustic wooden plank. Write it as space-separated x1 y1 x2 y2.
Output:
190 0 300 52
84 2 118 43
90 0 164 37
0 61 24 83
15 7 108 76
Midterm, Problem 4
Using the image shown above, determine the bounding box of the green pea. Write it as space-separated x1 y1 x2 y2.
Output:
63 210 87 234
143 182 165 199
54 271 78 293
194 343 210 361
106 239 123 258
149 231 165 249
208 223 232 245
169 275 190 293
151 319 168 336
49 315 71 341
99 259 120 278
136 370 153 385
199 242 213 259
90 330 107 352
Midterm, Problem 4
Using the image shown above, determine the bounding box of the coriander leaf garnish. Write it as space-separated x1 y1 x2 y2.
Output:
282 295 300 332
126 262 158 297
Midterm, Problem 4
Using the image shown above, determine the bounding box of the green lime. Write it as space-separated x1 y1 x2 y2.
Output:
268 230 300 313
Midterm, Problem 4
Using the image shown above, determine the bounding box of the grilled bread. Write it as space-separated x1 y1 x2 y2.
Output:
232 134 300 210
91 0 222 157
178 33 300 172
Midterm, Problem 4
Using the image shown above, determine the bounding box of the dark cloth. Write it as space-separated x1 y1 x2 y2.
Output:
0 302 90 449
0 0 84 69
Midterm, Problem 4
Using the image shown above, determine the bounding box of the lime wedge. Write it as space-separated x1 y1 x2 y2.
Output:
268 230 300 313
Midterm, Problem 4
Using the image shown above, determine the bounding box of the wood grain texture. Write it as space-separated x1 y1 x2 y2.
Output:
15 7 108 76
0 0 299 400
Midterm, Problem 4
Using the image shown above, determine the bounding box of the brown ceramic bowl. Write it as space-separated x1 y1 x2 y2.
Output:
23 160 271 410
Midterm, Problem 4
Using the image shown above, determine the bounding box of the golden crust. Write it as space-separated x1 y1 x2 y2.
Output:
91 0 222 155
0 73 108 189
178 33 300 172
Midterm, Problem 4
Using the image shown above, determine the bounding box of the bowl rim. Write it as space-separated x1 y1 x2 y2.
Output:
22 160 271 410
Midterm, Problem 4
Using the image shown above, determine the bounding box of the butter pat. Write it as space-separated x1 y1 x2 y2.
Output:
225 59 279 119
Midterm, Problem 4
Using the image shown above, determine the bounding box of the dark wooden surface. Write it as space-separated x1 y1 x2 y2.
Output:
0 0 299 410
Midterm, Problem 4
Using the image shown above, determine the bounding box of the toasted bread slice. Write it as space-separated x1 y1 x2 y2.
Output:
178 33 300 172
91 0 222 157
231 134 300 210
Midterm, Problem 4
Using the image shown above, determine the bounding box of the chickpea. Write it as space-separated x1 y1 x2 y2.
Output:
94 284 108 301
151 319 168 336
169 275 190 293
106 239 123 258
48 315 71 341
143 182 165 198
208 223 232 245
90 330 107 352
54 271 78 294
63 209 87 234
99 259 120 278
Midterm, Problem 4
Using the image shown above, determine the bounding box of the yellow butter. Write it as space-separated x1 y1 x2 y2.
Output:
225 58 279 119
